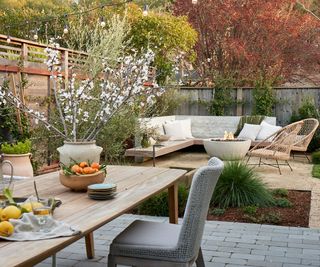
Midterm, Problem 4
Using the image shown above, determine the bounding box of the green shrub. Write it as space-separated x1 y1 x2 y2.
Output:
290 98 320 152
244 211 281 224
262 212 282 224
312 151 320 164
242 206 257 215
312 164 320 179
274 198 293 208
271 188 289 197
137 185 189 217
1 139 31 154
211 208 226 216
252 79 275 116
211 161 274 208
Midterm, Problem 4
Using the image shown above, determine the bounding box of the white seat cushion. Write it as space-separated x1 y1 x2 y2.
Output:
256 121 282 141
237 123 261 141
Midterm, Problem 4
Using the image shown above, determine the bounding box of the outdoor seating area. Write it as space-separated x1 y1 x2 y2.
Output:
0 1 320 267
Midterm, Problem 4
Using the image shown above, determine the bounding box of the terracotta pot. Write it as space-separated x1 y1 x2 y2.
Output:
57 140 103 166
2 153 34 178
59 170 106 191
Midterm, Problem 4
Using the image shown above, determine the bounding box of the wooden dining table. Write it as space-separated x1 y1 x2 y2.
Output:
0 165 186 267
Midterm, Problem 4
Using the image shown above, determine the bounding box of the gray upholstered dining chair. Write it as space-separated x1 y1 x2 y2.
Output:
107 157 224 267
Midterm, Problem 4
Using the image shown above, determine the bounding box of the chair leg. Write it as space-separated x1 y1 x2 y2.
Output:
258 157 262 167
287 161 292 171
275 159 282 175
196 247 205 267
108 254 116 267
246 155 251 165
304 152 311 163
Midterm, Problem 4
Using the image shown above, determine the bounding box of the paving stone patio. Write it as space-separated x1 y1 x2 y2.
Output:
36 214 320 267
34 151 320 267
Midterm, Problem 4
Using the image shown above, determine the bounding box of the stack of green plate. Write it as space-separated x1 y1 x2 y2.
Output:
87 183 117 200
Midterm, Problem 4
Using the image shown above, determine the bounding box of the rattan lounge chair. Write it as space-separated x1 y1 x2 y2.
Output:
107 157 224 267
247 120 304 174
291 118 319 162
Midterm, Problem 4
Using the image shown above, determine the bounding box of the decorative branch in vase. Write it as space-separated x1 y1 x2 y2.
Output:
0 39 164 165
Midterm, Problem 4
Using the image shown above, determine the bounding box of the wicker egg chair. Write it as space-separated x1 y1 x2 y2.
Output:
246 120 304 174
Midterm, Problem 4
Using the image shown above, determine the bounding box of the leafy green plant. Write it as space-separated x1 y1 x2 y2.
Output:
252 79 275 116
271 188 289 198
211 161 274 208
211 208 226 216
1 139 31 154
262 212 282 224
290 98 320 152
137 185 189 217
274 198 293 208
208 76 234 116
312 151 320 164
244 211 281 224
312 164 320 179
242 206 257 215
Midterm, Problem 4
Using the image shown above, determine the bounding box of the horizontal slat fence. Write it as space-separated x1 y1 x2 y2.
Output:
176 87 320 126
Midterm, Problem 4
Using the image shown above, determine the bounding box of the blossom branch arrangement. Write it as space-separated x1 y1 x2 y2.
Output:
0 41 164 142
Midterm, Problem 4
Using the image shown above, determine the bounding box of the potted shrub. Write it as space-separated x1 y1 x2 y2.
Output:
1 139 33 177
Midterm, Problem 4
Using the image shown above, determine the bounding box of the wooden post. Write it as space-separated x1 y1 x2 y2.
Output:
9 74 23 135
64 50 69 89
21 43 28 62
236 88 243 116
85 232 95 259
168 182 179 224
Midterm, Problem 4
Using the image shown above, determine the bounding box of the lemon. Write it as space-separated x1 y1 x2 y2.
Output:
0 208 3 218
1 206 21 221
20 202 43 213
0 221 14 237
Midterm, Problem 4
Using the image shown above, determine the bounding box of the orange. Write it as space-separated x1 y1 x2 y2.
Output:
91 162 100 170
82 167 96 174
71 164 81 173
79 162 88 168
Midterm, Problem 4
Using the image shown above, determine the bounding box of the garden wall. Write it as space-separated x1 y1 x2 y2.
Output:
176 87 320 126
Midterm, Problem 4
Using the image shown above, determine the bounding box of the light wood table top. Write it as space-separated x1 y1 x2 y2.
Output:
0 165 186 267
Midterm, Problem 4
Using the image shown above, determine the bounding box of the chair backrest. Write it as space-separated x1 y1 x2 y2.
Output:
176 157 224 261
292 118 319 151
263 121 303 155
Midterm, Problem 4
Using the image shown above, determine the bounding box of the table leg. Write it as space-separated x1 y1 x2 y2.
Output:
52 254 56 267
168 183 178 224
85 232 95 259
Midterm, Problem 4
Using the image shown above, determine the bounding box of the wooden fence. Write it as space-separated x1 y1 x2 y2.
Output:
176 87 320 126
0 34 320 126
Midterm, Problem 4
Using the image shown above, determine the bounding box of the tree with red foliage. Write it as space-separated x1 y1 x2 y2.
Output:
174 0 320 86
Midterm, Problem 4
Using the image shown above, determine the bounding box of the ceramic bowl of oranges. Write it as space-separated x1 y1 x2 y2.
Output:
59 161 107 191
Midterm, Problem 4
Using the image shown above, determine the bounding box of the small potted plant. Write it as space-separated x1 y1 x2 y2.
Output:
1 139 33 177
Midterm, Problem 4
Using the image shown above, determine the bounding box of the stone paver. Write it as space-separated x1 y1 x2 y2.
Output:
35 214 320 267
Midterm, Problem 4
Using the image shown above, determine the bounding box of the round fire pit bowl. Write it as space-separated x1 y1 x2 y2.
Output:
203 138 251 160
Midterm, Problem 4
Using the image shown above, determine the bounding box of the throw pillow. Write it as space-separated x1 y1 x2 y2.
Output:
256 121 282 141
234 115 265 136
163 121 186 141
177 119 194 139
238 123 261 141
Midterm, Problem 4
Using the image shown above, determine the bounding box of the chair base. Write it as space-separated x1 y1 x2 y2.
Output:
108 247 205 267
292 151 311 163
246 156 292 175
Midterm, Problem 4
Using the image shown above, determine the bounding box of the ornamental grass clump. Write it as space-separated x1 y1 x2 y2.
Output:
211 161 274 208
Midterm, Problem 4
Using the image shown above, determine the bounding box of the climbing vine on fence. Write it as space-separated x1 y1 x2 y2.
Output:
252 80 275 116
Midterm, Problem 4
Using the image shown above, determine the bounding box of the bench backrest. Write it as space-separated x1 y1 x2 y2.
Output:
141 115 276 139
